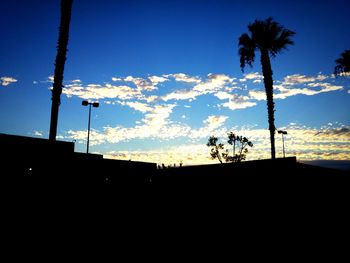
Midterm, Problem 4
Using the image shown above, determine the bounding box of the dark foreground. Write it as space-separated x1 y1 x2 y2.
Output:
1 133 349 204
2 134 348 262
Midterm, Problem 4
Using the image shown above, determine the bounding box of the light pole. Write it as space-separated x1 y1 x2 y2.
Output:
277 130 287 158
82 100 99 154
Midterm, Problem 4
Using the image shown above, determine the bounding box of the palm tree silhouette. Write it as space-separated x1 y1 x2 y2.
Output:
334 50 350 75
49 0 73 141
238 17 295 159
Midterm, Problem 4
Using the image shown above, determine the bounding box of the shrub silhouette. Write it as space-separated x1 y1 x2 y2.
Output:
207 133 253 163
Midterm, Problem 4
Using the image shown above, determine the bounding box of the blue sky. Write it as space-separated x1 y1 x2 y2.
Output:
1 0 349 165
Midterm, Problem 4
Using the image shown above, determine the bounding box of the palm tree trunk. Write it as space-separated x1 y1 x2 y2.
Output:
217 146 223 164
260 49 276 159
49 0 73 141
233 141 235 157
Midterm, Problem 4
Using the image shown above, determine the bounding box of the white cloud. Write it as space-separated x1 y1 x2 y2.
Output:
148 75 168 84
162 89 200 101
243 72 263 83
62 118 350 164
118 101 152 113
1 76 17 86
193 73 232 94
215 91 257 110
214 91 232 100
221 99 256 111
189 115 228 139
142 104 176 128
274 82 343 99
124 76 157 91
337 72 350 77
249 90 266 101
103 131 350 165
33 131 43 137
247 73 343 101
161 73 232 102
141 95 158 103
63 83 141 100
165 73 201 83
62 113 228 146
105 144 215 166
283 74 328 85
71 79 81 83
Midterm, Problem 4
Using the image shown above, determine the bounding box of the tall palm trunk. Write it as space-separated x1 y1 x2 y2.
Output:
49 0 73 141
260 49 276 159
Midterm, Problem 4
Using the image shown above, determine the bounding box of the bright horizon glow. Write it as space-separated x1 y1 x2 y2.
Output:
0 0 349 165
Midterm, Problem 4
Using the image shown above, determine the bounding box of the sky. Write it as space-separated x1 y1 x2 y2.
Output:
1 0 349 166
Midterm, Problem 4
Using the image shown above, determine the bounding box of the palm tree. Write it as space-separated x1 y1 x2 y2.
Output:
334 50 350 75
49 0 73 141
238 17 295 159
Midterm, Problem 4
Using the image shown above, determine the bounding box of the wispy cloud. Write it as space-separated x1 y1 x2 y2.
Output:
104 144 215 166
274 82 343 99
148 75 168 84
124 76 158 91
189 115 228 139
248 73 343 101
162 73 233 102
1 76 17 86
335 72 350 77
61 72 346 110
61 114 228 145
102 123 350 165
55 71 350 165
33 130 43 137
241 72 263 84
61 117 350 164
248 90 266 101
164 73 201 83
118 101 153 113
193 73 233 94
162 89 200 101
215 91 256 110
63 83 141 100
283 74 328 85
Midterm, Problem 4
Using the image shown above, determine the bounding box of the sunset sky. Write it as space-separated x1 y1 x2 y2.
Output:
1 0 349 165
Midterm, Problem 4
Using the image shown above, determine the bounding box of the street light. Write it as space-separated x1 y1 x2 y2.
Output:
82 100 99 154
277 130 287 158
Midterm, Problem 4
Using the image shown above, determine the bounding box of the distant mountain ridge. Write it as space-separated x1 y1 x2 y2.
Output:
300 160 350 171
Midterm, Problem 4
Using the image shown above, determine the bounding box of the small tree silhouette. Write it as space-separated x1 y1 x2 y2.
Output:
223 134 253 162
334 49 350 76
207 133 253 163
206 136 224 163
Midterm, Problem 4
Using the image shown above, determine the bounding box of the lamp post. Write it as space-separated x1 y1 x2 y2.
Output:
82 100 99 154
277 130 287 158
